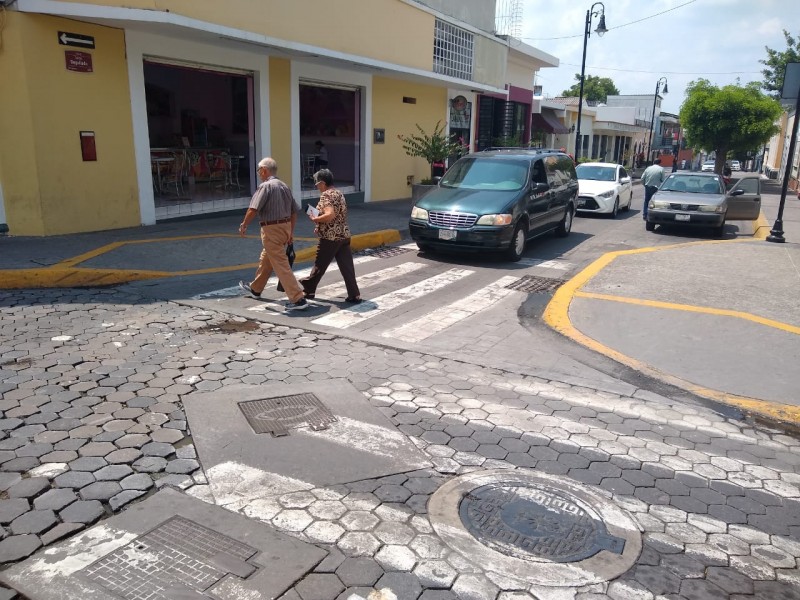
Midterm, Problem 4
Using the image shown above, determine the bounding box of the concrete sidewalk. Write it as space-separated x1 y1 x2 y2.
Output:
546 178 800 423
0 198 413 288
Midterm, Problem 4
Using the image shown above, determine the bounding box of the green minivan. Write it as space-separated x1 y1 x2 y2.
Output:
409 149 578 261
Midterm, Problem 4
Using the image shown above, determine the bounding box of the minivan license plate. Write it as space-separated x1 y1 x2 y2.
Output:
675 214 691 222
439 229 457 240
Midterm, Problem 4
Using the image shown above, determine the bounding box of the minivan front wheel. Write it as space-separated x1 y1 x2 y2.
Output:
506 221 527 261
556 204 574 237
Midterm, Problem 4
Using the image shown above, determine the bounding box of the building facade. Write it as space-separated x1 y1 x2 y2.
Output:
0 0 555 235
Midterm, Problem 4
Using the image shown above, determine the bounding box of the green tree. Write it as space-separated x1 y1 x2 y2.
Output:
680 80 781 174
561 74 620 103
398 121 465 182
760 30 800 99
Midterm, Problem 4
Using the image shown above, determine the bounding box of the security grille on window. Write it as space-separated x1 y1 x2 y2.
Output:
433 19 473 81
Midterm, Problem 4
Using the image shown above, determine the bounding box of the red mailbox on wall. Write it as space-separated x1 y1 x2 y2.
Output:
80 131 97 161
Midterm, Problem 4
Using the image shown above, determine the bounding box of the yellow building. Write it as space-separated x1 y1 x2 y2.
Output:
0 0 557 235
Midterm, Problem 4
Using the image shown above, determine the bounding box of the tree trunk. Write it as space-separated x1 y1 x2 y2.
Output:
714 149 728 174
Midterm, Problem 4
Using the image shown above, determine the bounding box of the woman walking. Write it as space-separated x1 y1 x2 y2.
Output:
301 169 361 303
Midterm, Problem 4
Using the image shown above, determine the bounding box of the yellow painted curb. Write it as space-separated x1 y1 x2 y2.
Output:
543 236 800 425
753 211 770 240
0 229 403 289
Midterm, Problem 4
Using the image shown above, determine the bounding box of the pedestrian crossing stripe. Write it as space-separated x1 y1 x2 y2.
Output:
314 261 425 300
400 243 571 270
191 254 380 300
382 275 521 343
311 268 474 329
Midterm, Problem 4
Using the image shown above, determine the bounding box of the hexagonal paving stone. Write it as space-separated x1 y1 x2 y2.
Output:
272 509 313 532
94 465 134 481
375 544 417 571
0 534 42 563
68 457 107 472
10 509 57 535
0 499 30 525
120 473 154 491
304 521 346 544
337 532 380 557
78 442 117 457
60 500 105 524
114 433 150 449
109 490 147 511
375 572 423 600
79 481 122 501
294 573 344 600
34 488 78 511
336 557 384 587
165 458 199 474
149 428 184 444
7 477 50 499
105 448 143 464
41 522 85 546
133 456 168 473
141 442 174 458
54 470 95 489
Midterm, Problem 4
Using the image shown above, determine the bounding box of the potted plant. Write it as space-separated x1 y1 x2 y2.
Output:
398 121 466 201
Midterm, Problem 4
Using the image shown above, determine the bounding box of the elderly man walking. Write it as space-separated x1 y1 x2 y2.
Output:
640 158 666 220
238 157 308 311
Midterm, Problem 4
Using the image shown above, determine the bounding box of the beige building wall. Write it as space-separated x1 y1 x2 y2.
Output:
372 77 448 201
0 12 139 235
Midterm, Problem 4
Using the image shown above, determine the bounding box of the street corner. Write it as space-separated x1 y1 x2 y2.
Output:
351 229 403 252
0 266 169 289
543 240 800 428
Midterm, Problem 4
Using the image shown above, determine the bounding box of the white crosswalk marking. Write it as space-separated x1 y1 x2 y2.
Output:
317 261 425 299
382 275 521 342
191 254 379 300
311 268 474 329
518 257 572 270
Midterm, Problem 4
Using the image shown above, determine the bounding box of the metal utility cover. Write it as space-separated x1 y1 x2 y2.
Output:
361 246 412 259
239 393 337 436
183 380 431 501
0 489 326 600
506 275 565 294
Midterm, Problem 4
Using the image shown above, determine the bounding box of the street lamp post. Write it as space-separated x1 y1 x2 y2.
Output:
575 2 608 159
645 77 668 164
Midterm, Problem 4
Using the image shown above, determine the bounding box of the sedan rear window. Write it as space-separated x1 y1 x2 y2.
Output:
440 158 528 191
661 174 722 194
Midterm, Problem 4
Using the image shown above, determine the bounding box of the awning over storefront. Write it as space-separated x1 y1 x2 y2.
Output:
531 111 568 134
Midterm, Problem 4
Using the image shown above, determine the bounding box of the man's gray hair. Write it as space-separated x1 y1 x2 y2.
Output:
258 157 277 173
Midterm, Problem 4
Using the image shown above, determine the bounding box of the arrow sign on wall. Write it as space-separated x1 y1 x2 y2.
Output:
58 31 95 49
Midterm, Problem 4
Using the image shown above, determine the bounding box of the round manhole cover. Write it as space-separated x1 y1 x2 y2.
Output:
429 470 641 587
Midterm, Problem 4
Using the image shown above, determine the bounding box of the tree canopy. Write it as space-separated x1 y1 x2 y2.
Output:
760 29 800 99
679 80 782 173
561 74 619 103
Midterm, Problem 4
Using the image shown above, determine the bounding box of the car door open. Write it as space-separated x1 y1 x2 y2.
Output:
725 176 761 220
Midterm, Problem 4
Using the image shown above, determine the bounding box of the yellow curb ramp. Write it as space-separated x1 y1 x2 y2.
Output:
543 215 800 426
0 229 402 290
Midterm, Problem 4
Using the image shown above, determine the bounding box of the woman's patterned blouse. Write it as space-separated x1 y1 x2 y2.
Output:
317 188 351 241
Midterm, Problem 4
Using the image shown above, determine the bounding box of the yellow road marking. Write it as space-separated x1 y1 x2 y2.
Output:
575 291 800 336
544 212 800 424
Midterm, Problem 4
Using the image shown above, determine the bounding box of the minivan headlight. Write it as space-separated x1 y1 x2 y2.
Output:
411 206 429 220
698 203 725 213
650 200 669 209
476 214 513 226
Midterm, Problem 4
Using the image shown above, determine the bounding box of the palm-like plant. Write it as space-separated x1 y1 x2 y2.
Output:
398 121 466 182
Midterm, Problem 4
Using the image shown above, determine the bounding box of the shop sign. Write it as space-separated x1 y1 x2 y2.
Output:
65 51 93 73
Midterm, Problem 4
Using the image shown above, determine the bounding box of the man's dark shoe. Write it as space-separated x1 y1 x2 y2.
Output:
239 281 261 298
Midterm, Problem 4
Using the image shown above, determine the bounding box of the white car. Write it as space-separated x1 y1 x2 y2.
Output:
701 160 716 172
729 160 741 171
575 162 633 218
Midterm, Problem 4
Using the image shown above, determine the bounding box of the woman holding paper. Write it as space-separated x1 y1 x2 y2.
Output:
300 169 361 303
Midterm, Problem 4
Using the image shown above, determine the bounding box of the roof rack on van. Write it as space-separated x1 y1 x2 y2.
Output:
480 147 561 153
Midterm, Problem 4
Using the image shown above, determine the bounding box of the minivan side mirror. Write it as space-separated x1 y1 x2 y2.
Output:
531 182 549 193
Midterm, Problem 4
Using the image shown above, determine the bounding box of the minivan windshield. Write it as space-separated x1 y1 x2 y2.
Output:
576 165 615 181
440 158 528 191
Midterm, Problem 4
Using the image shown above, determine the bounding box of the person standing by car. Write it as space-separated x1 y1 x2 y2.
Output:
641 158 665 219
238 157 308 311
300 169 361 304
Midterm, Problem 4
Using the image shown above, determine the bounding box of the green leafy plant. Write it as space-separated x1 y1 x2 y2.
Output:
398 121 466 181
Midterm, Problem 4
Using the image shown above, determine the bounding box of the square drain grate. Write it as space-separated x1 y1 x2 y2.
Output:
239 393 337 436
81 516 258 600
505 275 566 294
360 246 413 259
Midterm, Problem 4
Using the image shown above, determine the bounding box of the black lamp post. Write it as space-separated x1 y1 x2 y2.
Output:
575 2 608 159
767 62 800 243
645 77 668 164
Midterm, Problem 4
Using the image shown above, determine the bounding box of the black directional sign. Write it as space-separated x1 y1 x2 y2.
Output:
58 31 95 49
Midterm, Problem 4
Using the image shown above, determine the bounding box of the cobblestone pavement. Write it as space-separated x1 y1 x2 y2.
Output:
1 288 800 599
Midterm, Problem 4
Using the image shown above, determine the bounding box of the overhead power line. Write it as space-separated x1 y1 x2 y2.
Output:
560 62 762 76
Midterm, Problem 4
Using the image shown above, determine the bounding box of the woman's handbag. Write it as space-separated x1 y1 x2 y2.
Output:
276 243 296 292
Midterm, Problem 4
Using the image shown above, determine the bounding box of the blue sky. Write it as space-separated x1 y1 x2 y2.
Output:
517 0 800 114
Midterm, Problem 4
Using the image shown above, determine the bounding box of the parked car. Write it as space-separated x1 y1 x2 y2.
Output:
575 162 633 218
701 160 716 172
728 160 741 171
409 149 578 261
645 172 762 237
